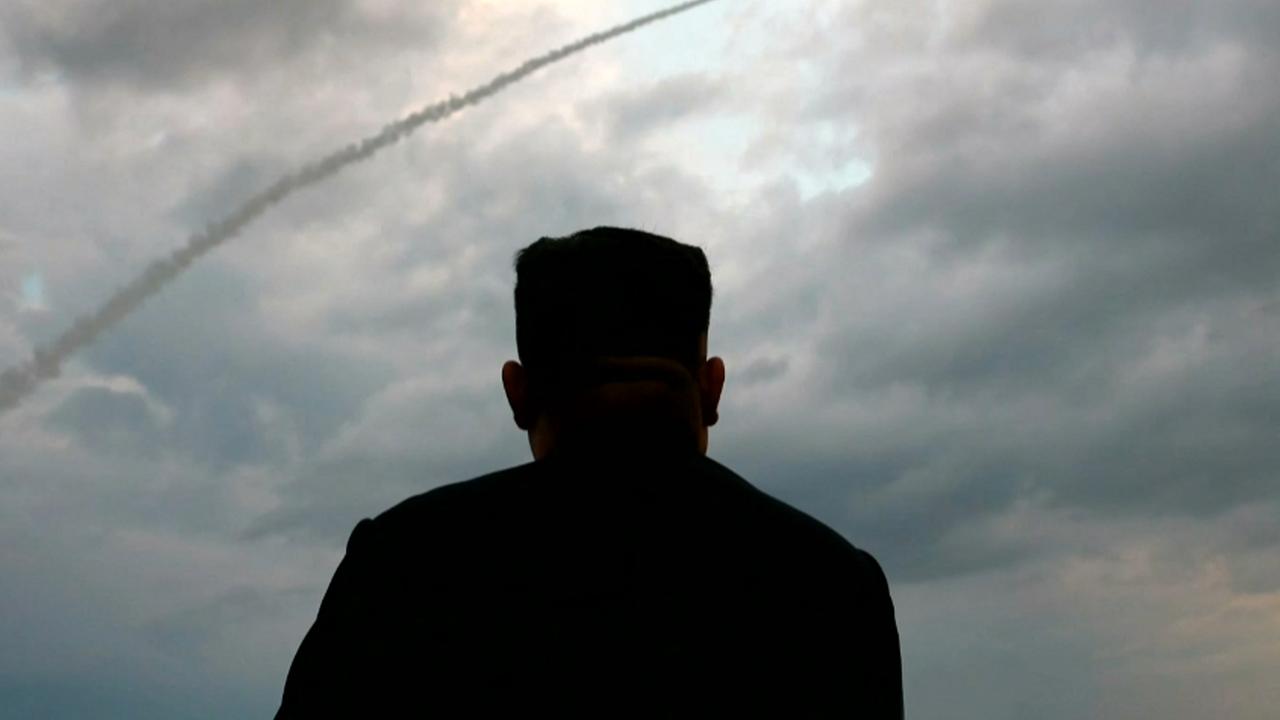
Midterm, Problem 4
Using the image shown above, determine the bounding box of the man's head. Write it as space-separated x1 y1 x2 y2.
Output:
501 227 726 460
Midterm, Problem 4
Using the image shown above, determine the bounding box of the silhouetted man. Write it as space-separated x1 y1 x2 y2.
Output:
277 227 903 717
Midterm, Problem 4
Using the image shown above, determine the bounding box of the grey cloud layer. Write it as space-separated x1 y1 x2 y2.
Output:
755 0 1280 578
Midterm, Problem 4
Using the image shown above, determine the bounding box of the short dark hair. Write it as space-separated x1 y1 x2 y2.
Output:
513 226 713 411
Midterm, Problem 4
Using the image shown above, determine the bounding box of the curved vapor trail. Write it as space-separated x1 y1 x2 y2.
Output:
0 0 720 415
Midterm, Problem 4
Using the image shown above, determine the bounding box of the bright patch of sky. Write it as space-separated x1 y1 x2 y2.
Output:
642 111 873 203
794 157 873 199
20 272 47 311
611 0 874 202
792 121 875 199
637 112 761 201
614 0 738 78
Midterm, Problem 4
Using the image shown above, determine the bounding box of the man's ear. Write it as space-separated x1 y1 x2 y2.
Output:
699 356 725 427
502 360 532 430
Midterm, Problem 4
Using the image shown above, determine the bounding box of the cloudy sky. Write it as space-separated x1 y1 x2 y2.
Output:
1 0 1277 717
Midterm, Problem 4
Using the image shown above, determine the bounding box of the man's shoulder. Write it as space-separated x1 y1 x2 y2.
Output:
346 460 542 548
350 454 884 578
380 460 542 520
695 457 873 559
367 453 750 524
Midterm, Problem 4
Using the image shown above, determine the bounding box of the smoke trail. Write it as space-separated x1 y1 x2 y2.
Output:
0 0 720 415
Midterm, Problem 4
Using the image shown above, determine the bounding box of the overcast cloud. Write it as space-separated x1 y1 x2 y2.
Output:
1 1 1276 718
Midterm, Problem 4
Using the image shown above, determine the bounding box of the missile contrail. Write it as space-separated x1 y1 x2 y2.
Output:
0 0 720 415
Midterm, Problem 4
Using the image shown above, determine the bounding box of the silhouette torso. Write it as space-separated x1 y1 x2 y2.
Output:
278 451 902 717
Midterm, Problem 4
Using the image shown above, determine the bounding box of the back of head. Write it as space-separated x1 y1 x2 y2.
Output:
512 227 714 453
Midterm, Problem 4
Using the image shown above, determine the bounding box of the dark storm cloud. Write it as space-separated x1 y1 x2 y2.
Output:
0 0 457 90
47 386 163 456
962 0 1280 60
242 378 531 544
846 58 1280 277
72 262 397 470
718 422 1038 582
595 72 726 140
736 355 790 386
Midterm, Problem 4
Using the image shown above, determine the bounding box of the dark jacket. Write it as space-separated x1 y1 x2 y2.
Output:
277 450 902 717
